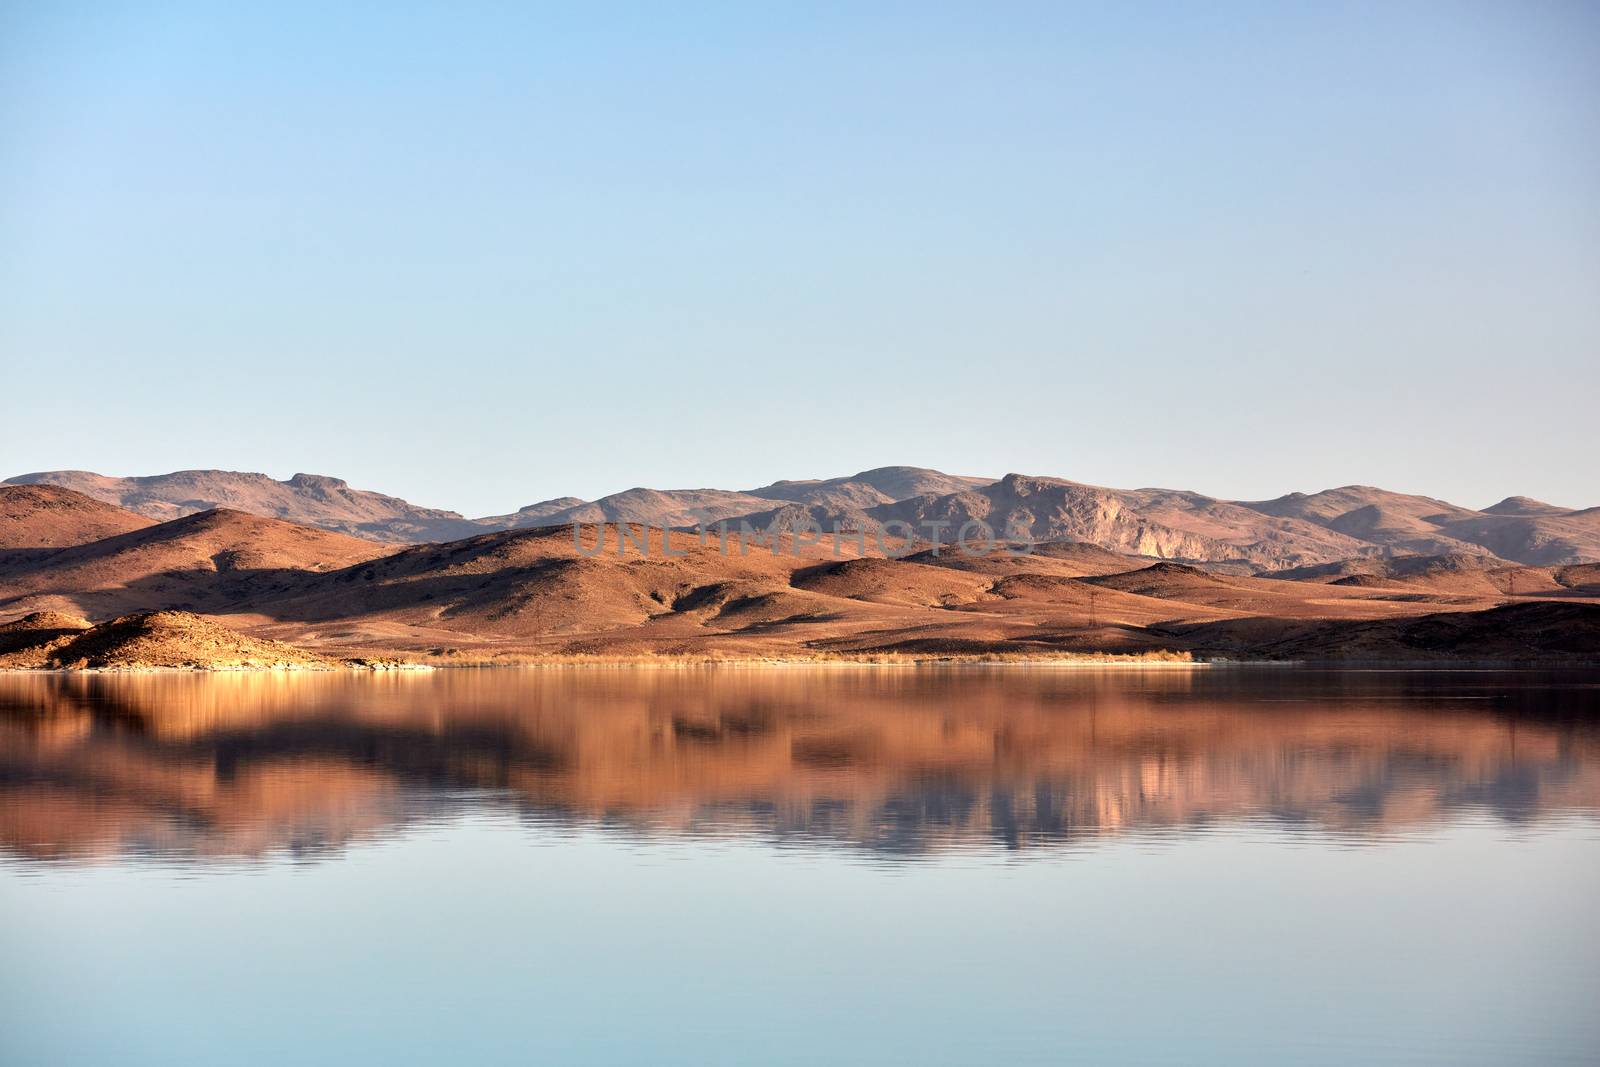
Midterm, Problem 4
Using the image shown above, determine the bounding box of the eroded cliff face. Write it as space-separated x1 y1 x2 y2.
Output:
873 475 1348 567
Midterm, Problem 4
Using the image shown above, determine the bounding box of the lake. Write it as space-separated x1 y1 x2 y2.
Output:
2 667 1598 1065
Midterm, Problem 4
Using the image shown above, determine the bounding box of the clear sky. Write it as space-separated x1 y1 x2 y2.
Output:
2 1 1596 517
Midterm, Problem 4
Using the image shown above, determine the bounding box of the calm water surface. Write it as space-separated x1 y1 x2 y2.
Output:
2 667 1598 1065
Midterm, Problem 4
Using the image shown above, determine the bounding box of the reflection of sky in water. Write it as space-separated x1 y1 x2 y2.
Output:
4 815 1599 1066
2 670 1599 1064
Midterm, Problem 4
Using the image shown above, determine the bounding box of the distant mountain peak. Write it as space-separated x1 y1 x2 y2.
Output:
4 467 1596 566
3 469 477 544
287 473 350 491
1483 495 1570 516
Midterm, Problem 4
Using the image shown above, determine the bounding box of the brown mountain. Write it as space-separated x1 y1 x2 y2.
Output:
854 476 1599 569
235 524 864 649
747 466 994 509
1267 554 1600 599
0 504 1595 663
1482 495 1573 517
6 466 1597 568
513 487 783 530
1270 552 1511 584
477 496 590 529
180 520 1591 662
0 507 389 619
1180 601 1600 662
1241 485 1600 565
4 470 485 544
1421 509 1600 566
0 610 335 670
0 484 155 550
483 469 993 532
864 474 1375 569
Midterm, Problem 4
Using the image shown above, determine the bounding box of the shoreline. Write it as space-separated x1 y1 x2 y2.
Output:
4 656 1599 674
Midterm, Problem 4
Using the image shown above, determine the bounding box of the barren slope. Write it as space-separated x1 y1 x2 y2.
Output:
5 470 483 543
1180 602 1600 662
0 508 391 620
207 520 1585 662
870 474 1376 569
512 488 783 530
0 610 336 670
1268 554 1600 599
1241 485 1599 564
0 484 155 550
13 466 1596 566
747 466 993 509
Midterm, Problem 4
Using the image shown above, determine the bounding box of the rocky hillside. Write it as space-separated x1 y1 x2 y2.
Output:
0 610 334 670
863 474 1376 569
1242 485 1600 564
848 475 1599 568
5 470 486 543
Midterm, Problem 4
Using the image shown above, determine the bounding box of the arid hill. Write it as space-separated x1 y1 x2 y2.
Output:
746 466 994 509
0 484 155 550
854 476 1600 568
1081 562 1334 611
864 474 1375 569
472 468 994 531
9 466 1597 567
790 557 995 607
903 539 1139 578
0 610 334 670
1267 554 1600 598
1270 553 1507 584
231 524 884 655
0 611 94 667
1180 601 1600 662
1241 485 1600 564
2 505 1595 663
484 467 996 531
478 496 589 528
2 468 1599 665
515 487 786 530
173 523 1590 663
0 507 390 620
5 470 485 543
1482 495 1573 517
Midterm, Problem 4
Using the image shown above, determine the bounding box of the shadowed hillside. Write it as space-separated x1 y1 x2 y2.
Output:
0 610 336 670
0 507 390 619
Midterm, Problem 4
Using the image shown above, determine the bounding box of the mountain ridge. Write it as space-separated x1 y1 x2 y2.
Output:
2 487 1598 665
8 466 1598 567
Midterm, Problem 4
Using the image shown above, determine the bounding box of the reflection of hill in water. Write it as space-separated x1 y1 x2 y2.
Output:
2 669 1598 863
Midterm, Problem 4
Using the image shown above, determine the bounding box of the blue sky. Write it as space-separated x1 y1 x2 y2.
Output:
2 1 1596 516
